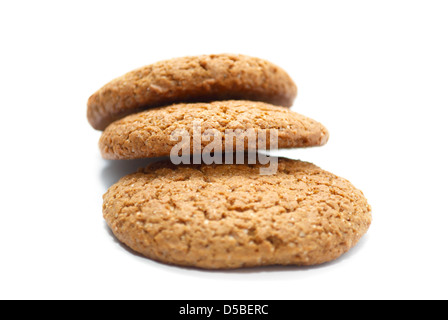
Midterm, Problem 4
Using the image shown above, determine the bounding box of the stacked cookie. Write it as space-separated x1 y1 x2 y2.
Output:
88 54 371 269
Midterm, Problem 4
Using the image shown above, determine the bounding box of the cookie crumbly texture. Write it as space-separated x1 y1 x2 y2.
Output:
87 54 298 130
103 159 372 269
99 100 329 160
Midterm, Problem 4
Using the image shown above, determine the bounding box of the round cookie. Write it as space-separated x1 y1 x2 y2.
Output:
88 54 298 130
99 100 329 160
103 158 372 269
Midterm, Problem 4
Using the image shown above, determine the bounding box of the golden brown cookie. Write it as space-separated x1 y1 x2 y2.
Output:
103 158 372 269
88 54 298 130
99 100 329 160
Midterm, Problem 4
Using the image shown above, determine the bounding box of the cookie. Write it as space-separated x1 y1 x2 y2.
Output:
87 54 298 130
103 158 372 269
99 100 329 160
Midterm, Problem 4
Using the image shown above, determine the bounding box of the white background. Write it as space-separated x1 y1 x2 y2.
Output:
1 0 447 300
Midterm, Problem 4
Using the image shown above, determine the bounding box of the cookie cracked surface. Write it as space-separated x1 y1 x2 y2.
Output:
103 158 372 269
99 100 329 160
88 54 297 130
